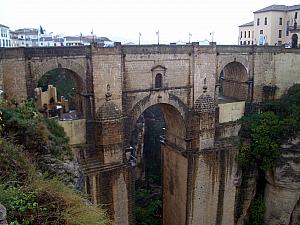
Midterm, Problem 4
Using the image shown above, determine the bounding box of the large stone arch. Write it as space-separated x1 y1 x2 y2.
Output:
130 92 189 127
128 92 189 225
125 91 188 149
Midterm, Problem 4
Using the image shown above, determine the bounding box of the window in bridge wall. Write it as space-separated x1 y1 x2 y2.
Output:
219 61 248 101
151 65 167 89
155 73 163 89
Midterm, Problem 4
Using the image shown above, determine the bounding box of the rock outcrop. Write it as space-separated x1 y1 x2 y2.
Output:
264 138 300 225
38 155 84 190
0 203 8 225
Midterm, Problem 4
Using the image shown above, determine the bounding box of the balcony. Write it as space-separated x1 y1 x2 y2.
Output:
289 25 300 31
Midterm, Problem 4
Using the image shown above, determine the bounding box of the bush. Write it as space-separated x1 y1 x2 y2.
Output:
247 195 265 225
0 100 71 160
239 112 282 171
0 138 35 184
32 178 110 225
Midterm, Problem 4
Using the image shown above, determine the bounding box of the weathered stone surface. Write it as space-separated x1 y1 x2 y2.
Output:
38 155 84 190
264 138 300 225
0 203 8 225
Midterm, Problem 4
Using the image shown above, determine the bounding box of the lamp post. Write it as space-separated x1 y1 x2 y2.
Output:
156 30 160 45
138 32 142 45
188 33 192 43
210 32 215 43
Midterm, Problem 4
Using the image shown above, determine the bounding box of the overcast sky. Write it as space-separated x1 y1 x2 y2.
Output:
1 0 300 44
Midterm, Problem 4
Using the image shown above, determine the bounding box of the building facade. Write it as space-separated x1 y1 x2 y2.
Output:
0 24 12 48
239 22 254 45
239 4 300 47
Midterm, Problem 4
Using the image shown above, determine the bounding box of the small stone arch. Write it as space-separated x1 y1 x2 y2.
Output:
217 57 249 78
218 61 249 100
32 58 86 82
34 62 87 118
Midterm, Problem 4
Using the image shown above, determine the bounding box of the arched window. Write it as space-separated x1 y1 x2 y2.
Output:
155 73 162 88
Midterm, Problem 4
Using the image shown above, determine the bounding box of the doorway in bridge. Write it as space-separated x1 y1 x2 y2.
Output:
37 68 84 120
219 61 248 101
132 105 165 225
130 103 187 225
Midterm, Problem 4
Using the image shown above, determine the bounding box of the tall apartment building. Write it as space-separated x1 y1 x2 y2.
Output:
0 24 12 48
239 4 300 47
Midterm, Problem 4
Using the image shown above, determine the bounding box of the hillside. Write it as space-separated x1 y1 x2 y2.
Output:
0 100 110 225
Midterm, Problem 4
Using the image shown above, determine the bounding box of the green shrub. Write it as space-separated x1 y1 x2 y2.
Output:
0 138 35 184
0 100 71 160
247 195 265 225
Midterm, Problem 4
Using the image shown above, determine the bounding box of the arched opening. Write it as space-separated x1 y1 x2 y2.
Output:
292 33 298 48
219 61 248 101
130 103 187 225
155 73 163 89
36 68 85 119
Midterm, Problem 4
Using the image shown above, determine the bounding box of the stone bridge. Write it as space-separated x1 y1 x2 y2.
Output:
0 44 300 225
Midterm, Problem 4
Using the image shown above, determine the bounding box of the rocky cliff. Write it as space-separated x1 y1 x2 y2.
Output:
264 138 300 225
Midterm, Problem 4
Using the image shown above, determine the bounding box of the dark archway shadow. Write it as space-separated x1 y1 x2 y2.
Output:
130 103 187 225
292 33 298 48
219 61 248 101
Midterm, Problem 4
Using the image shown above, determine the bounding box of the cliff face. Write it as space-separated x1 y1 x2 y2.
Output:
234 138 300 225
264 138 300 225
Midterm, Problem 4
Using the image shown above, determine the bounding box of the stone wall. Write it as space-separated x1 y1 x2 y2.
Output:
189 140 238 225
218 101 245 123
162 144 188 225
58 119 86 145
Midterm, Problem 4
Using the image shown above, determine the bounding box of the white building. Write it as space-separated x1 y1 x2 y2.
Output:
14 28 39 47
0 24 12 48
239 4 300 47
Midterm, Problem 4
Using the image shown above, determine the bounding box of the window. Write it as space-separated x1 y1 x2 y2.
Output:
248 41 251 45
278 41 282 46
244 31 246 38
0 40 1 47
264 17 267 25
279 30 282 38
240 41 242 45
5 40 8 47
240 31 242 38
257 18 260 26
279 17 282 25
3 40 5 47
248 31 251 38
295 12 298 19
243 41 246 45
260 30 263 34
155 73 163 88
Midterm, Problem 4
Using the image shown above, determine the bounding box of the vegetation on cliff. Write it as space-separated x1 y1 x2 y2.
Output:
0 100 109 225
237 84 300 225
135 106 163 225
